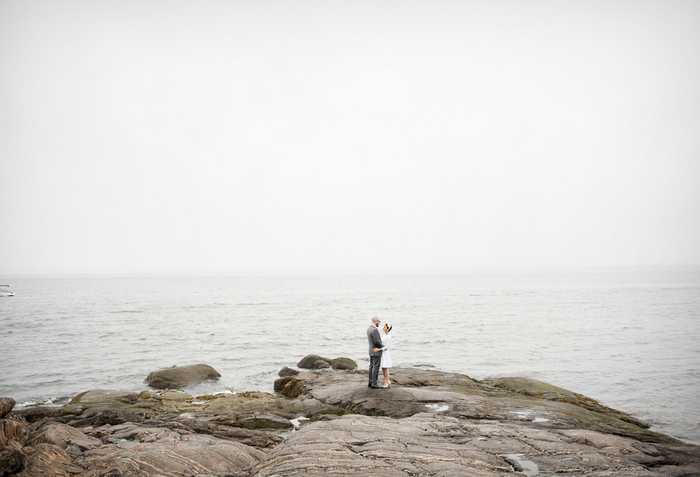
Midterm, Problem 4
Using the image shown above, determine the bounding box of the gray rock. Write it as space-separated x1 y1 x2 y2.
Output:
278 366 299 377
250 413 700 477
273 376 306 398
297 354 327 369
239 414 293 430
26 423 101 451
314 359 331 369
297 354 357 370
5 365 699 476
330 357 357 370
78 423 265 476
144 363 221 389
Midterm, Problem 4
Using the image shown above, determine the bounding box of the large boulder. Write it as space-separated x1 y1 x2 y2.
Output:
278 366 299 377
330 357 357 370
297 354 357 370
144 363 221 389
297 355 327 369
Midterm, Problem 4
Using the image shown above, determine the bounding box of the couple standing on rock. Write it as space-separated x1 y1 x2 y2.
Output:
367 316 393 389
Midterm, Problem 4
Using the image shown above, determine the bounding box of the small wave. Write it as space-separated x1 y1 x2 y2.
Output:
15 395 72 409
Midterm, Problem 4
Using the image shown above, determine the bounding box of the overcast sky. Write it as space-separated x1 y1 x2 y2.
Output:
1 1 699 275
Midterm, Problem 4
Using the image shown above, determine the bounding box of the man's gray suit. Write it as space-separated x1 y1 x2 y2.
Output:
367 324 383 387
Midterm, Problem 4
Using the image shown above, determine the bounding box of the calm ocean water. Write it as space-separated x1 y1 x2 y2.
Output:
1 269 698 444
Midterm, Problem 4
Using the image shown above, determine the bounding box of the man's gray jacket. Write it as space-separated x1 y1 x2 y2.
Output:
367 325 383 357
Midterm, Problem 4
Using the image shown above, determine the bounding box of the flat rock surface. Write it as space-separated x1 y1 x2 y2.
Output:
251 413 692 477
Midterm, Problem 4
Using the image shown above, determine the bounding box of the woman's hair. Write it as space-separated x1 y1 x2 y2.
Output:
385 323 393 332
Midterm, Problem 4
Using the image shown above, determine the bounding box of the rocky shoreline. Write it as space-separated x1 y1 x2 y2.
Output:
2 359 699 476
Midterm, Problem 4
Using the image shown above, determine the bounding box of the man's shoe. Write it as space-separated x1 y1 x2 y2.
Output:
369 385 383 389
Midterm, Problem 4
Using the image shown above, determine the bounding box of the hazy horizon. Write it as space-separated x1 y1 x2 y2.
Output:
2 1 699 276
3 264 699 281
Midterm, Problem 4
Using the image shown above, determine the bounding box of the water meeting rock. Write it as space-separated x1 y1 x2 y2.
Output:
4 364 700 476
143 363 222 389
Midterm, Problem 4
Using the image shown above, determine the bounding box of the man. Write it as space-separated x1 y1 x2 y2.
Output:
366 316 384 389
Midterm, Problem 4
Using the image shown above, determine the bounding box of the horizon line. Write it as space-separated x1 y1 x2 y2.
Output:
3 264 700 279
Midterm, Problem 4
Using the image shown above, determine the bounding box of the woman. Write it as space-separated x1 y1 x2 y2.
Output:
380 323 393 387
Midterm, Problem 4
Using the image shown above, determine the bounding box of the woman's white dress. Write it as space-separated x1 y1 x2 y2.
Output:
380 334 392 368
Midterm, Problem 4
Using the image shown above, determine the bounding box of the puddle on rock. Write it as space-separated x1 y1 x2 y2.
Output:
505 454 538 476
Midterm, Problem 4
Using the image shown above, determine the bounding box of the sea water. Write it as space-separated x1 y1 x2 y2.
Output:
0 268 698 444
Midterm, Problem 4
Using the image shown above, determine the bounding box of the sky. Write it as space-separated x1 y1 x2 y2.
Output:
1 1 699 275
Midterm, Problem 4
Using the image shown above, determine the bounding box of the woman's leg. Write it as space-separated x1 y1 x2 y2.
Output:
382 368 389 387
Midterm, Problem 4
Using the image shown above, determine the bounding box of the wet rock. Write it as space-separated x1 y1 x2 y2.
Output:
159 390 194 401
176 417 283 448
238 414 293 430
278 366 299 377
273 376 306 399
330 357 357 370
297 354 357 370
11 406 63 424
144 363 222 389
296 354 326 369
71 409 146 428
315 359 331 369
70 389 140 406
0 397 15 418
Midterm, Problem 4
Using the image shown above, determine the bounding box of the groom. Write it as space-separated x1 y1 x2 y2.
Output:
366 316 384 389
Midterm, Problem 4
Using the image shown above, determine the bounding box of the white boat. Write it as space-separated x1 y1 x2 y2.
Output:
0 285 14 297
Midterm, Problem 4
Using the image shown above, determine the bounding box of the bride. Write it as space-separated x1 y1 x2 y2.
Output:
380 323 393 387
